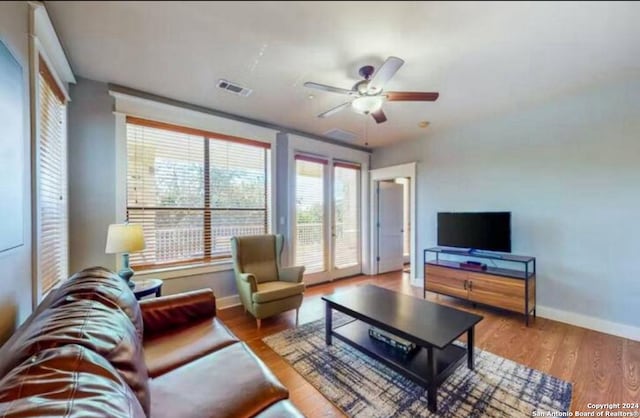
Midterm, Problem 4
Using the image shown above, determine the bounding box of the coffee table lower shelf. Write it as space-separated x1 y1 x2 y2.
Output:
332 320 467 388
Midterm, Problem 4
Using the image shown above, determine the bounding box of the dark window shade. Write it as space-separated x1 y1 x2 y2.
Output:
126 121 271 270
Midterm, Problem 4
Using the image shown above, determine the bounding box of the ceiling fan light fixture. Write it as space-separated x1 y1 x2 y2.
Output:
351 96 385 114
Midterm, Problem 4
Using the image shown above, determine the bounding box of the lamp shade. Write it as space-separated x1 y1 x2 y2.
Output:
105 223 145 254
351 96 385 114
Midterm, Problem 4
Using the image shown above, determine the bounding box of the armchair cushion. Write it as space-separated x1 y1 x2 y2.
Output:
235 235 278 284
252 281 305 304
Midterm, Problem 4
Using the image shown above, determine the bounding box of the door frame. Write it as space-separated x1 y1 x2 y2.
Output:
369 162 418 286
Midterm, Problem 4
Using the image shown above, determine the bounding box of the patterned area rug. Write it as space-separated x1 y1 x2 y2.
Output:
263 313 572 417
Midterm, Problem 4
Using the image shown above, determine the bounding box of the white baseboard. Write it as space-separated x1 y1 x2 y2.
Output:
536 305 639 342
217 294 241 310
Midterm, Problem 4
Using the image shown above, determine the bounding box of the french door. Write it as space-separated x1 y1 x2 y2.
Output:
294 154 361 284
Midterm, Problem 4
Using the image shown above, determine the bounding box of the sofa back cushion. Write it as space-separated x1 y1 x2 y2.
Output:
0 298 150 415
54 266 144 341
0 344 146 418
235 235 278 284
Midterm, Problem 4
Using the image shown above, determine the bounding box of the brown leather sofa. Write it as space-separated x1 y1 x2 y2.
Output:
0 267 303 418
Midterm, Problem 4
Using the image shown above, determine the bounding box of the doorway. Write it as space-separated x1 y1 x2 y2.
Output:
376 180 404 274
293 154 362 285
394 178 411 273
370 163 418 285
375 178 411 275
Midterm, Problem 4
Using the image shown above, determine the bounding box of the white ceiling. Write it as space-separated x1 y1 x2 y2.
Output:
46 1 640 148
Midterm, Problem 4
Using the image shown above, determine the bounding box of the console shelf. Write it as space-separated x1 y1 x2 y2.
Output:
424 247 536 326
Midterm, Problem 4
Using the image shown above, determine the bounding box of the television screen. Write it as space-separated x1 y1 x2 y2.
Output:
437 212 511 253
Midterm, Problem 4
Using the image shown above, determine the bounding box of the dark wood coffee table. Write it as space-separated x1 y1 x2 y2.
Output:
322 285 483 413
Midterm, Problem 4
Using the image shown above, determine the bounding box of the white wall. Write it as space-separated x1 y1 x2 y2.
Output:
372 79 640 338
68 78 117 273
0 1 34 343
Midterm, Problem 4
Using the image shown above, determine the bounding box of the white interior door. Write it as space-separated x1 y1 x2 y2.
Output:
377 181 404 274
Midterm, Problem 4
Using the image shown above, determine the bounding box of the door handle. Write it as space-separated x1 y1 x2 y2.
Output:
464 280 468 290
469 281 473 291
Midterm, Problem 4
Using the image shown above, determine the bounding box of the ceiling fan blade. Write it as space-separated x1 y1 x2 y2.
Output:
318 102 352 118
304 82 354 95
371 109 387 124
368 56 405 93
386 91 439 101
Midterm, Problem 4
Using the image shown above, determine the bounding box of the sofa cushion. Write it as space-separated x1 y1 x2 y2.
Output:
0 267 143 381
0 298 150 416
0 344 145 418
144 317 239 378
54 266 144 342
236 235 279 284
252 281 305 304
150 342 288 418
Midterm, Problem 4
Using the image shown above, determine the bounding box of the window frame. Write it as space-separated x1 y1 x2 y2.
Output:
30 2 75 304
122 116 275 276
34 56 69 296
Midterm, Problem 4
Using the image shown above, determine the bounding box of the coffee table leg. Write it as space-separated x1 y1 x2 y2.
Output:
427 347 437 413
467 326 475 370
325 302 332 345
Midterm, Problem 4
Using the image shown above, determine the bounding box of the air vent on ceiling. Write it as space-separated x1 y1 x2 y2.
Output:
217 79 253 97
324 128 358 142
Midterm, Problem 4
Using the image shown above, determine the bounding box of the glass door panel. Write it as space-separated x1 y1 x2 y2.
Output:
294 158 326 274
333 165 360 269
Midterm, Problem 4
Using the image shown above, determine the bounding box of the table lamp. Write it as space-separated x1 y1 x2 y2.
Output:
105 223 146 289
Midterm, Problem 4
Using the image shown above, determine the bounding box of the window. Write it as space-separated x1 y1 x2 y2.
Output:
126 117 271 270
36 57 68 294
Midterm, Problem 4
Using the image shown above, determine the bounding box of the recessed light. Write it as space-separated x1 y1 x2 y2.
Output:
418 121 430 128
308 94 315 100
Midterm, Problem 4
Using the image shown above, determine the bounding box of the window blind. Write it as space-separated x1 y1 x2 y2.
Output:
37 58 68 294
333 162 360 269
126 117 271 269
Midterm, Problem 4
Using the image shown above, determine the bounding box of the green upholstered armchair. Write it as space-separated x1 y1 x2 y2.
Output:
230 234 305 328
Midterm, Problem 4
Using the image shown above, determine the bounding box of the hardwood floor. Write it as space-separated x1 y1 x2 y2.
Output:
217 272 640 417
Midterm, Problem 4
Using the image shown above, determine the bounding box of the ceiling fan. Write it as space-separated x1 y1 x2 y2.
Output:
304 56 439 124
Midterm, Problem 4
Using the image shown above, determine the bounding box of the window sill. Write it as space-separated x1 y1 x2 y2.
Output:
133 259 234 281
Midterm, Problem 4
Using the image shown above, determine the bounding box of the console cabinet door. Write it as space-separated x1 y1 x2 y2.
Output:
467 273 525 313
425 265 469 299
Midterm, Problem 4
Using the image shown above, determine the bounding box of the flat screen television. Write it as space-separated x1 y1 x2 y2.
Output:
437 212 511 253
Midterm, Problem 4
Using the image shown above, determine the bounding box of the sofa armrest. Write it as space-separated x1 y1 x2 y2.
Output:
278 266 305 284
140 289 216 338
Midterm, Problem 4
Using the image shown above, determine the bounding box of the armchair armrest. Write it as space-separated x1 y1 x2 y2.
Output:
279 266 305 284
238 273 258 293
140 288 216 338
